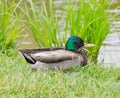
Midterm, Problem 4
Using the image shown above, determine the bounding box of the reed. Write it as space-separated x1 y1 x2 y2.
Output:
22 0 116 60
20 0 64 47
65 0 113 59
0 0 22 50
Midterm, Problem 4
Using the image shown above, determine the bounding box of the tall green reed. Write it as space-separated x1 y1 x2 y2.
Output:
65 0 113 59
0 0 22 50
20 0 64 47
22 0 115 60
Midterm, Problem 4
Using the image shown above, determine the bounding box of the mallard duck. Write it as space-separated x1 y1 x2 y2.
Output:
19 36 94 70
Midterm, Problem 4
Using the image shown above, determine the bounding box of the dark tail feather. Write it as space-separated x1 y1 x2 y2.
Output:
19 49 36 64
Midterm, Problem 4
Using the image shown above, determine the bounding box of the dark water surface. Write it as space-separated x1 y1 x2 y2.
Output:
18 0 120 67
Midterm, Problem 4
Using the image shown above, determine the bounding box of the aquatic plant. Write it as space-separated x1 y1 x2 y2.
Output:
0 0 22 50
65 0 113 60
22 0 115 60
20 0 63 47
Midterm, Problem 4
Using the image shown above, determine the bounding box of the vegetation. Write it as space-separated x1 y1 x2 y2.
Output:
0 0 120 97
0 51 120 97
19 0 62 47
0 0 117 59
65 0 112 59
20 0 114 59
0 0 23 50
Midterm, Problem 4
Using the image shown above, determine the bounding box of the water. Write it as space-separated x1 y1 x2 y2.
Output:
19 0 120 67
98 18 120 67
97 0 120 67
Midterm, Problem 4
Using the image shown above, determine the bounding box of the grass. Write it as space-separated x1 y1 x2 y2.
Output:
19 0 63 47
65 0 113 59
0 0 22 50
0 50 120 97
0 0 120 97
0 0 117 52
19 0 117 60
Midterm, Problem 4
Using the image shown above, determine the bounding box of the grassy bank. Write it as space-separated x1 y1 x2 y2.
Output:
0 0 120 97
0 50 120 97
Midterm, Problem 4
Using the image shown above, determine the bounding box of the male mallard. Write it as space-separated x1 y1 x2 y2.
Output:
19 36 94 70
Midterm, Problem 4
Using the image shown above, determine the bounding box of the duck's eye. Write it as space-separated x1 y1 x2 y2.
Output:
74 41 84 47
73 41 81 50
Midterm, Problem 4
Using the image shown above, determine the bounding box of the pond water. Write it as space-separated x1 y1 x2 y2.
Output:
18 0 120 67
98 0 120 67
98 20 120 67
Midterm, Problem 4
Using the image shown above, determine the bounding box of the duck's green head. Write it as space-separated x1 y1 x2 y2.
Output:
65 36 84 51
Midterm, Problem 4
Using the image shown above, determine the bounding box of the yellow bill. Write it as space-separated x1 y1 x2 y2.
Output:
84 43 95 47
82 43 95 53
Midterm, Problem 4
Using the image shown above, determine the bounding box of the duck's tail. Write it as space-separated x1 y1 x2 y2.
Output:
19 49 36 64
